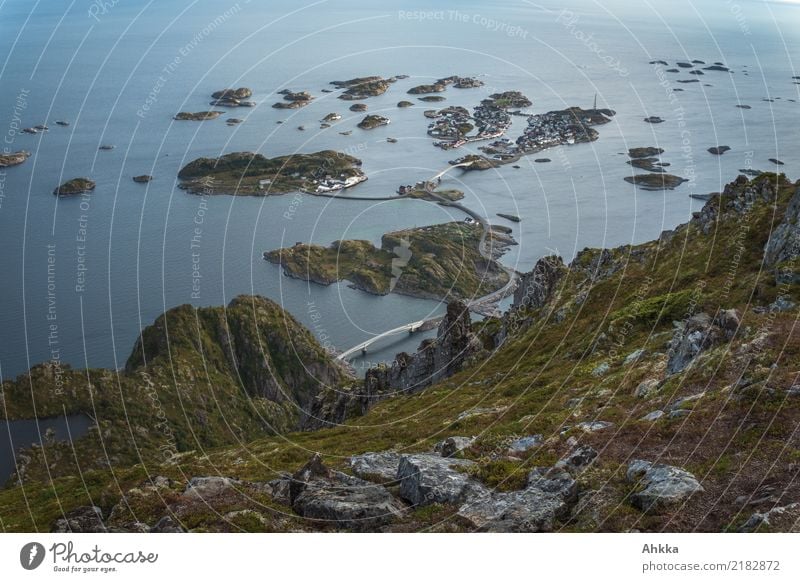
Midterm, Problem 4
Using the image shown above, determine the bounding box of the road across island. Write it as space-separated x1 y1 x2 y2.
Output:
334 161 519 361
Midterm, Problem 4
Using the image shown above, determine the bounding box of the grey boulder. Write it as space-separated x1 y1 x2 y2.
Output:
348 451 402 482
626 460 703 512
398 454 483 506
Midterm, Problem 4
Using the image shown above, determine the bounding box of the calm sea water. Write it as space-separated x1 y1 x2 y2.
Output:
0 0 798 381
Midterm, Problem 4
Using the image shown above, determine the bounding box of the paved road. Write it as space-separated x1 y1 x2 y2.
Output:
337 161 519 360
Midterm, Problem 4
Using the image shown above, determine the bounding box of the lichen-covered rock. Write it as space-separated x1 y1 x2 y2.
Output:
458 468 576 532
289 454 402 529
512 255 565 311
739 503 800 532
554 445 597 475
666 312 730 374
507 435 543 456
292 473 402 530
51 506 106 533
765 185 800 282
348 452 401 483
626 460 703 512
183 476 240 498
397 454 482 506
457 487 568 532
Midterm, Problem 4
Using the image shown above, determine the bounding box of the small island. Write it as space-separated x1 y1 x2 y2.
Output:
349 103 367 112
627 147 669 173
357 114 390 130
174 111 223 121
708 145 731 155
408 76 484 95
0 150 30 167
419 95 446 102
53 178 95 196
332 76 395 100
132 175 153 183
628 147 664 158
264 221 510 301
497 213 521 222
210 87 254 107
408 83 446 95
397 100 413 108
624 173 688 191
272 90 314 109
177 150 366 196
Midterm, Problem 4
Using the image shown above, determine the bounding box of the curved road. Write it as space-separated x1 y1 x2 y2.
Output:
335 162 519 361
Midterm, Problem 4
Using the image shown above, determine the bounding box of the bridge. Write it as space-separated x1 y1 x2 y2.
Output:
336 317 442 361
429 161 474 182
336 159 519 361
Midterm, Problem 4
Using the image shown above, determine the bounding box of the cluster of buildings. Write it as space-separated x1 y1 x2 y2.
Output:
428 102 512 151
313 174 367 193
514 110 587 152
480 109 599 160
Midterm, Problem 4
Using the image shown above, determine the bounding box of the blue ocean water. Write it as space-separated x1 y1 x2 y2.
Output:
0 0 797 380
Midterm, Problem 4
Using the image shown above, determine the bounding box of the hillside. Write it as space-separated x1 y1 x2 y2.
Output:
0 296 351 485
2 173 800 533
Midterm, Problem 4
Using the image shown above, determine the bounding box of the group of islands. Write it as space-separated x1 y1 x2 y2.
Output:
4 67 794 302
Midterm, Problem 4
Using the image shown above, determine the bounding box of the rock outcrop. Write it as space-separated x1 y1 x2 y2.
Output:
626 460 703 512
51 506 107 533
53 178 95 196
666 310 739 374
764 185 800 282
363 301 481 400
512 255 566 310
286 454 403 530
0 150 30 167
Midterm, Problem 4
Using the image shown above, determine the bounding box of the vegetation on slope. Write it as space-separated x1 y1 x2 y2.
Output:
3 174 800 533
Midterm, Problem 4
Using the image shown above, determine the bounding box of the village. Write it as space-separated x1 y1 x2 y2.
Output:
427 100 513 150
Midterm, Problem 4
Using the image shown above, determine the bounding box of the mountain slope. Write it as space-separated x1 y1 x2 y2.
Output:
2 173 800 533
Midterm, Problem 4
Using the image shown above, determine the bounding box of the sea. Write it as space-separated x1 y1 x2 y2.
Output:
0 0 798 385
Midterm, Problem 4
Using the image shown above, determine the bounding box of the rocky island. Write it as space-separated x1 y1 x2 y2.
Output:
177 150 366 195
624 173 688 190
332 76 395 100
627 147 670 173
272 90 314 109
265 221 510 301
357 114 390 130
53 178 95 196
409 76 484 95
174 111 223 121
210 87 255 107
132 175 153 183
0 150 30 167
